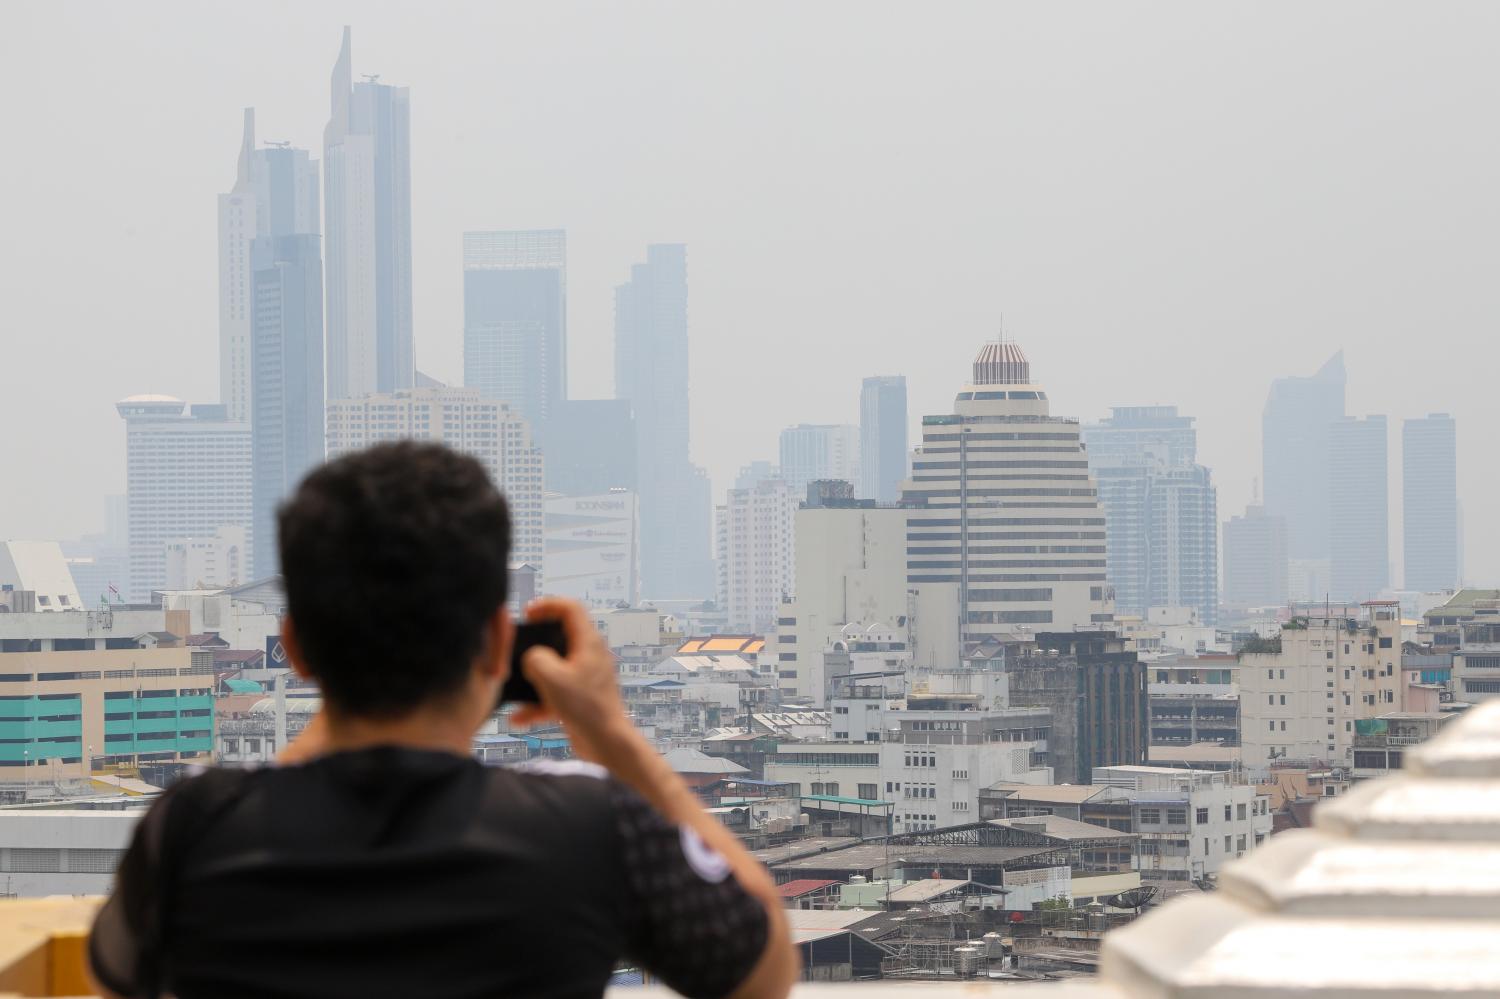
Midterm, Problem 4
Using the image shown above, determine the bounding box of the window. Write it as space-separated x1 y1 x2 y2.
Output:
1267 694 1274 705
1280 695 1286 705
1267 669 1274 680
1237 835 1247 853
1236 803 1246 821
1224 805 1232 821
1379 637 1393 649
1166 807 1187 825
858 784 878 800
1224 835 1232 853
1268 720 1275 731
1195 807 1209 824
1280 721 1286 731
1138 807 1161 825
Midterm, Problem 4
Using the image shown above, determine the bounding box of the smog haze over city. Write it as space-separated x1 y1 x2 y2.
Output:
3 1 1498 586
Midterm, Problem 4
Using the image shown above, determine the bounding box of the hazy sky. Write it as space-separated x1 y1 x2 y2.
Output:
3 2 1498 583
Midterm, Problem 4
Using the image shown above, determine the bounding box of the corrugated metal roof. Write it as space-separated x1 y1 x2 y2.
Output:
777 879 839 898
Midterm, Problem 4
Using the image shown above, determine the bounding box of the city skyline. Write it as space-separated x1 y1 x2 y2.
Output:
4 4 1497 585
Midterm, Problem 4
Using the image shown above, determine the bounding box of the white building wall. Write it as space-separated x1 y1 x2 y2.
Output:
774 505 908 704
716 479 797 634
0 542 83 612
325 387 544 576
545 492 639 606
163 526 247 591
1240 606 1402 769
0 810 142 897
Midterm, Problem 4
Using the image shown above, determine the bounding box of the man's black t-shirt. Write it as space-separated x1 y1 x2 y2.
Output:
89 748 768 999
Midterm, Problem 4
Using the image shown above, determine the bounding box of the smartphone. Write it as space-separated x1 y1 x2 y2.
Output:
498 620 568 706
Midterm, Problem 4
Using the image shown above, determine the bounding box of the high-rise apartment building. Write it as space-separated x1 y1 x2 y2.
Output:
905 341 1113 647
249 234 325 579
1262 351 1345 563
325 388 545 573
614 244 713 599
1222 505 1289 608
1239 603 1402 768
217 109 320 424
117 398 251 601
1402 414 1458 592
323 27 414 401
1329 416 1389 601
779 424 860 495
1083 406 1218 625
462 230 566 429
860 376 908 502
715 478 798 634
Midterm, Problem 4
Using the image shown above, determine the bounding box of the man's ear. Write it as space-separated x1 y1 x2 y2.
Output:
481 606 514 683
281 617 316 682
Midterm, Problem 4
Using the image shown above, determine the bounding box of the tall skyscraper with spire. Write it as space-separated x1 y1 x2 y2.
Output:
217 108 324 580
1262 351 1346 564
218 109 318 423
323 26 414 402
905 340 1113 646
614 244 713 599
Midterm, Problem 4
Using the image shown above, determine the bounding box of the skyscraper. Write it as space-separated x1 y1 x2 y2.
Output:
463 230 566 428
325 387 545 575
1083 406 1218 625
1329 415 1389 601
1262 351 1345 563
323 26 414 401
543 399 636 497
1222 505 1289 608
716 478 798 634
614 244 714 599
249 234 326 579
1403 414 1458 592
905 341 1113 645
778 424 860 495
218 109 319 424
117 398 251 601
860 375 908 502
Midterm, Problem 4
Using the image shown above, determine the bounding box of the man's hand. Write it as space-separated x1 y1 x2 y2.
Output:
509 597 636 763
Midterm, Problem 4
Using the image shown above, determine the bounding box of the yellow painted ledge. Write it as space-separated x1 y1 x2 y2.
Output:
0 897 101 998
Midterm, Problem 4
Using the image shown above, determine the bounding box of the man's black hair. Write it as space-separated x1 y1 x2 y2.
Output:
277 441 511 716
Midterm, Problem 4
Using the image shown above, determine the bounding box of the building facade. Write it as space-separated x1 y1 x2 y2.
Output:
715 479 798 635
1402 414 1458 592
779 424 860 496
1092 766 1268 881
542 399 637 497
860 375 908 503
217 109 320 425
462 229 566 429
904 341 1113 647
249 233 325 579
1222 505 1288 609
323 27 414 401
614 244 713 599
1238 603 1402 769
1262 351 1345 566
1084 407 1218 626
325 387 545 574
0 608 216 781
772 498 909 705
542 491 639 607
163 526 247 591
1328 416 1389 601
117 398 251 602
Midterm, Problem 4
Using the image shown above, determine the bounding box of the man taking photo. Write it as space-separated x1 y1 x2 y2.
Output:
89 441 797 999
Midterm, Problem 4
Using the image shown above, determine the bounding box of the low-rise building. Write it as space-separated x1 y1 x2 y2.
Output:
1092 765 1270 882
1350 711 1456 781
